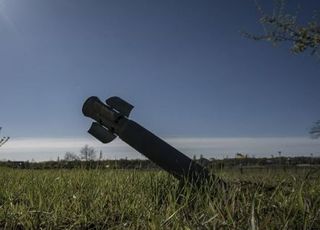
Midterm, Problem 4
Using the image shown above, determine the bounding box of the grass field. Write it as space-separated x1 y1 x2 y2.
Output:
0 167 320 229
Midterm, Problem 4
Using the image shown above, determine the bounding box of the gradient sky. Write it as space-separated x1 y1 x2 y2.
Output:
0 0 319 161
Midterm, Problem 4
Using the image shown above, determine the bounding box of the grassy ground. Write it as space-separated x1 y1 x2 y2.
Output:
0 167 319 229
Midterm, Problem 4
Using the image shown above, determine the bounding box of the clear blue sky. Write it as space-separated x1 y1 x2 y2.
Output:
0 0 319 160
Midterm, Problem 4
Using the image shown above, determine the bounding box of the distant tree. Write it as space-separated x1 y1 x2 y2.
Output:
243 0 320 57
310 120 320 139
80 145 96 161
64 152 80 161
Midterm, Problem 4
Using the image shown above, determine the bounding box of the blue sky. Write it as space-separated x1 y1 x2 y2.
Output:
0 0 319 160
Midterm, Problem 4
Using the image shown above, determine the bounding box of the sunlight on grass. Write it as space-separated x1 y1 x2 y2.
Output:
0 168 319 229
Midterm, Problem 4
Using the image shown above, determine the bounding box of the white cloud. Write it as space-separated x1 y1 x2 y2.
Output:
0 136 319 161
167 137 320 158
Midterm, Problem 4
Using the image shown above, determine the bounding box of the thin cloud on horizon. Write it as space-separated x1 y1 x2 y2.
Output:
1 136 319 161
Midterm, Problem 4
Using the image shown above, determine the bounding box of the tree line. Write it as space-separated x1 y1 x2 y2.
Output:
1 155 320 170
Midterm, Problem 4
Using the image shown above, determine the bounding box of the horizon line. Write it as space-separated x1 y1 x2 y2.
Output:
0 136 319 161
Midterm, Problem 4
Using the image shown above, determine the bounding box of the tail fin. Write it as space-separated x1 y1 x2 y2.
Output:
88 122 116 144
106 96 134 117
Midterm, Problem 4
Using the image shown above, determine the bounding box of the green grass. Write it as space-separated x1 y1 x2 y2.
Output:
0 167 319 229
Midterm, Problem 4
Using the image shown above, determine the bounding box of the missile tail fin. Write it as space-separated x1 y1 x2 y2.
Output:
106 96 134 117
88 122 117 144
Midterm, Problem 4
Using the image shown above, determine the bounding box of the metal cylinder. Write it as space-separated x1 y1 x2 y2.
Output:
82 96 213 185
118 119 210 182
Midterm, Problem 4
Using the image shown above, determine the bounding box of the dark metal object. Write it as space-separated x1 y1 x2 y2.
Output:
82 96 212 184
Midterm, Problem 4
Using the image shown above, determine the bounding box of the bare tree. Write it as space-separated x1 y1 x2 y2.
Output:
310 120 320 139
243 0 320 57
0 137 9 147
0 127 10 148
80 145 96 161
244 1 320 138
64 152 80 161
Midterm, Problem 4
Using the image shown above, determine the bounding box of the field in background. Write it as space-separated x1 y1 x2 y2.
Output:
0 167 320 229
